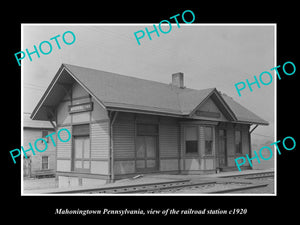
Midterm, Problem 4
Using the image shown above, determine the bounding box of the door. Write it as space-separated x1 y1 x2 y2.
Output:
136 136 158 171
218 129 227 168
73 136 90 172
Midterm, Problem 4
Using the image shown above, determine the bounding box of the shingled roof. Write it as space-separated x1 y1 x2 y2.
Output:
31 63 268 125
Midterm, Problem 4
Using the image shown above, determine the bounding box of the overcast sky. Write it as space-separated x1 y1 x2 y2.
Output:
22 24 275 141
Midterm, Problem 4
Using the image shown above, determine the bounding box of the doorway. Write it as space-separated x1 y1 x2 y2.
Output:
71 124 90 172
136 124 158 172
218 129 227 168
73 136 90 172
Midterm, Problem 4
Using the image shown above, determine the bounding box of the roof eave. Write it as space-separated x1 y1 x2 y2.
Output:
30 64 66 120
30 64 108 121
106 106 183 118
234 120 269 126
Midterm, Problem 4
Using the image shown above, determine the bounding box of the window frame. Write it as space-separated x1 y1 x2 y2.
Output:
184 126 199 155
41 156 48 170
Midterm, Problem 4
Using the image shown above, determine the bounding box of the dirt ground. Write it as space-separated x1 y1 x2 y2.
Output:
23 177 57 190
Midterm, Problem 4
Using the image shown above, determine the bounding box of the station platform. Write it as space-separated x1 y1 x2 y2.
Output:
23 168 274 195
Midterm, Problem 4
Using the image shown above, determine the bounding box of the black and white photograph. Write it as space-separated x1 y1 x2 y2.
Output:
4 5 298 220
21 24 275 195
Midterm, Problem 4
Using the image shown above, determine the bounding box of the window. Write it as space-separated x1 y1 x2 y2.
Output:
204 127 213 155
185 126 198 154
235 130 242 154
42 130 48 142
42 156 48 170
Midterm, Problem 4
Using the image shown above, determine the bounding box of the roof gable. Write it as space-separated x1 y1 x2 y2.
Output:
189 89 237 121
192 97 228 121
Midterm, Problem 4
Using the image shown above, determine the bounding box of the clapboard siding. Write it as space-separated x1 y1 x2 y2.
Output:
113 121 135 159
57 126 72 158
159 123 179 158
91 122 109 159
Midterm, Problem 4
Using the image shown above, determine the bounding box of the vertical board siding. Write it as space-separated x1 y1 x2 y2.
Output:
113 121 135 159
159 123 179 158
57 126 72 158
91 122 109 159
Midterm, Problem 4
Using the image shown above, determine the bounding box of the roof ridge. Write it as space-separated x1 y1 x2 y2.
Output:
64 63 173 88
63 63 215 93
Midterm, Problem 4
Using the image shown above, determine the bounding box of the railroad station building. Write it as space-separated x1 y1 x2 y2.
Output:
31 64 268 188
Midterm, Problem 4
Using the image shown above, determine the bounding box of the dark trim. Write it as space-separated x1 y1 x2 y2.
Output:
179 120 219 126
74 168 90 173
57 157 71 160
250 124 259 133
114 155 218 161
195 110 221 118
56 157 109 162
109 111 118 182
106 106 183 118
56 171 109 179
114 158 136 161
56 119 109 127
23 127 54 130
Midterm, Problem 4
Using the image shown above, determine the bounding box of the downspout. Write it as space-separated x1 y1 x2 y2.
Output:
109 111 118 183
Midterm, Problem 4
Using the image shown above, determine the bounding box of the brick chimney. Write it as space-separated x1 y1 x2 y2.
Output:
172 72 184 88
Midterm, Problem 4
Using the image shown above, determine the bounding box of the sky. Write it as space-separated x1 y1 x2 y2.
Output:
22 24 275 142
